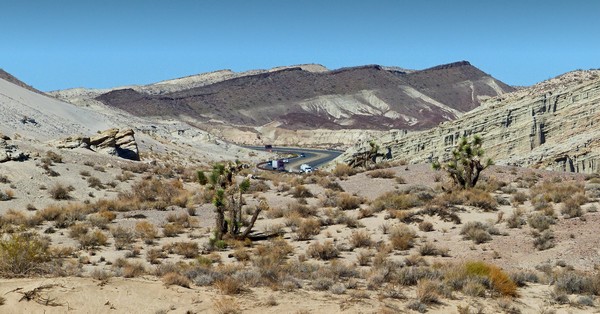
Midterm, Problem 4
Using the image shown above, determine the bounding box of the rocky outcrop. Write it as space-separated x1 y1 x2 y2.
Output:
337 70 600 174
54 128 140 160
0 135 28 162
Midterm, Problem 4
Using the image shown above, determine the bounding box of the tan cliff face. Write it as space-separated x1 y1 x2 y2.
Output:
338 70 600 173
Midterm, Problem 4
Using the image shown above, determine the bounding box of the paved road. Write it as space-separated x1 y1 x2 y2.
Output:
245 146 343 171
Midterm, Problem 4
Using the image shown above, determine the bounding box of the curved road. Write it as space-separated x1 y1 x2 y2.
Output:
245 146 343 172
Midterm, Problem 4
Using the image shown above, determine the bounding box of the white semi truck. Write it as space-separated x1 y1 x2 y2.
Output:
300 164 313 173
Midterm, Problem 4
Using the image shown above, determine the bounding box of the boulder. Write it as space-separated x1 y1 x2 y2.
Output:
0 139 28 163
53 128 140 161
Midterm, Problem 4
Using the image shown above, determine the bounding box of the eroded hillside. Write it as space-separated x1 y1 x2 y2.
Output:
339 70 600 173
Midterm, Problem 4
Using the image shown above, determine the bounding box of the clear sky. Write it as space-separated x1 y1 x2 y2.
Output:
2 0 599 91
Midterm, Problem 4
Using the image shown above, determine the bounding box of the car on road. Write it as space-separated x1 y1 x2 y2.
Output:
299 153 305 157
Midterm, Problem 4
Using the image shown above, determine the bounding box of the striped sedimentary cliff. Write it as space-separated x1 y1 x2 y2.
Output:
338 70 600 174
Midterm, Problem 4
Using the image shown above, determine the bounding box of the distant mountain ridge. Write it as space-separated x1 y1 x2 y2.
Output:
87 61 513 131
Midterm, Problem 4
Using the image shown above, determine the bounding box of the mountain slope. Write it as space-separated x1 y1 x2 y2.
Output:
91 61 513 131
337 70 600 173
0 71 264 162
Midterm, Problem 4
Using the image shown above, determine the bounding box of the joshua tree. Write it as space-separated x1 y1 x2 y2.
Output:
432 135 493 188
199 162 264 241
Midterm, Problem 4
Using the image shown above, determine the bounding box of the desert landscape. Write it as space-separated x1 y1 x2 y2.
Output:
0 57 599 314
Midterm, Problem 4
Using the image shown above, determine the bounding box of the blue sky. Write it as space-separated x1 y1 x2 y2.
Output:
2 0 599 91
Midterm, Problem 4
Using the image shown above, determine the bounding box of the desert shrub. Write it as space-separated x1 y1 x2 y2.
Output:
111 226 135 250
46 151 63 163
87 176 104 189
356 249 372 266
306 241 339 260
509 270 540 287
389 224 416 250
418 221 434 232
122 261 146 278
215 276 244 295
162 272 191 288
291 185 313 198
77 229 108 249
506 208 525 228
395 176 406 184
372 191 422 212
418 242 448 256
527 212 554 231
49 183 71 200
460 189 498 211
561 197 583 218
530 181 584 204
463 261 518 297
463 278 487 297
349 230 373 248
135 221 158 244
332 163 357 177
511 192 528 205
367 169 395 179
0 232 50 277
295 218 321 240
336 192 363 210
460 222 492 244
162 223 184 237
416 279 441 304
164 241 199 258
533 230 555 251
287 201 317 218
146 248 166 264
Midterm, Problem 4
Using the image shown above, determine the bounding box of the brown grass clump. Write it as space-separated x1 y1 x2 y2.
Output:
416 279 441 304
48 183 71 200
306 240 339 260
215 277 244 295
418 221 434 232
463 261 518 297
122 261 146 278
349 230 373 248
367 169 396 179
111 226 135 250
0 232 51 277
290 185 313 198
332 163 357 177
135 220 159 244
164 241 199 258
162 223 185 237
213 297 240 314
561 197 583 218
460 222 494 244
162 272 191 288
388 224 416 250
295 218 321 240
336 192 363 210
530 181 585 204
371 191 422 212
287 201 317 218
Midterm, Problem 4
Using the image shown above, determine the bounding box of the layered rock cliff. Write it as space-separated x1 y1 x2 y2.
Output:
338 70 600 173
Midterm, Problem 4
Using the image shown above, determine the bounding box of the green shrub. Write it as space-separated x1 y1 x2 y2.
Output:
0 232 50 277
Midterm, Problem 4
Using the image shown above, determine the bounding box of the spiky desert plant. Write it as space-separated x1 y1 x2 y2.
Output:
206 162 265 241
433 135 493 189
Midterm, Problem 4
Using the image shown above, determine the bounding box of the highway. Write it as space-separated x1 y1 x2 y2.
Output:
245 146 343 172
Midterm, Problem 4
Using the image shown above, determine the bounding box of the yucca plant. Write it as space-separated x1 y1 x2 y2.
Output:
433 135 493 188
